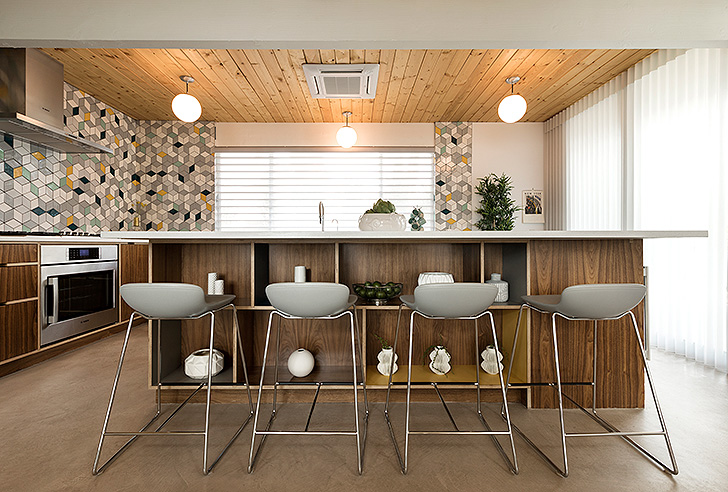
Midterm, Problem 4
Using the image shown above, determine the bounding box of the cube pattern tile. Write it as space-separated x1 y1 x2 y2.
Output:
434 122 472 231
0 83 138 232
135 121 215 231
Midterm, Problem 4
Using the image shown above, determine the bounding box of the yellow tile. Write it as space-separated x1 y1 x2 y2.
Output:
435 127 441 135
13 166 22 178
115 136 119 146
66 166 73 176
194 126 200 134
132 180 140 186
206 203 212 211
200 193 207 202
158 190 167 196
447 218 456 224
156 222 163 231
464 227 472 231
66 216 74 226
32 151 45 160
66 177 72 188
100 163 106 173
462 156 468 164
105 193 114 201
157 151 167 158
107 108 114 115
84 112 90 121
446 193 452 201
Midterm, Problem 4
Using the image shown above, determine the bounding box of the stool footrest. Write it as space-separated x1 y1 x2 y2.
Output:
409 430 512 436
256 430 358 436
105 431 205 436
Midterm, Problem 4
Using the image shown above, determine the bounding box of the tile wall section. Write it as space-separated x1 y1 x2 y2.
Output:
434 122 472 230
0 83 215 232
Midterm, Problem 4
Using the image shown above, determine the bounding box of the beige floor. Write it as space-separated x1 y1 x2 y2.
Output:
1 326 727 492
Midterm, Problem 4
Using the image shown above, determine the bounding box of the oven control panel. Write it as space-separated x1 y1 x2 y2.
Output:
68 247 100 261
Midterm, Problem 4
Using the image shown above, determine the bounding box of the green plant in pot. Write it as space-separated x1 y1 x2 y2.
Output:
475 173 520 231
358 198 407 231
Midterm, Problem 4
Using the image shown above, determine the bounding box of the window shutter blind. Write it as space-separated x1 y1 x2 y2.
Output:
215 151 435 231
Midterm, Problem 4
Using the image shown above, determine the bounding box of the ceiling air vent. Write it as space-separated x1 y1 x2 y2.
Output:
303 64 379 99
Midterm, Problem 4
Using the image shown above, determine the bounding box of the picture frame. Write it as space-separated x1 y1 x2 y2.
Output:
522 190 544 223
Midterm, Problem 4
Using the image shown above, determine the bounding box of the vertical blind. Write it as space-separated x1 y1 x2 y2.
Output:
215 150 435 231
544 48 728 372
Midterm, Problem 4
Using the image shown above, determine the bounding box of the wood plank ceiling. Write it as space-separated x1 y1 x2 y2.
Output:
42 48 654 123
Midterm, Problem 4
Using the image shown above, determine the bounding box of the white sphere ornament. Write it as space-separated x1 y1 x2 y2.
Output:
172 93 202 122
336 125 357 148
287 348 315 377
498 94 527 123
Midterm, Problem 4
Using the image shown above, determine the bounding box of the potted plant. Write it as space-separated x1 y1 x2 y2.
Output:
474 173 520 231
358 198 407 231
374 334 398 376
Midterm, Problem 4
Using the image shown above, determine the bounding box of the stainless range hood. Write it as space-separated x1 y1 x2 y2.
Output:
0 49 112 154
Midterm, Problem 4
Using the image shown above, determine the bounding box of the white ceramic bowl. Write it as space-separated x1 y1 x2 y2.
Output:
358 213 407 231
184 348 224 379
417 272 455 286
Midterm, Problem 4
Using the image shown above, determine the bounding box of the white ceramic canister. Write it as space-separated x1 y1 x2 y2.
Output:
428 345 452 375
184 348 225 379
480 345 504 375
213 279 225 295
486 273 509 302
376 347 399 376
207 272 218 295
417 272 455 286
358 213 407 231
287 348 315 377
294 265 306 283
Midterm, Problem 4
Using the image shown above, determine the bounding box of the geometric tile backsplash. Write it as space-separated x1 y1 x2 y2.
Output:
434 122 473 231
0 83 215 232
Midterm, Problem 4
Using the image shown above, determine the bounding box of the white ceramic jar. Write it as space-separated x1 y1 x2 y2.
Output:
184 348 224 379
480 345 504 374
376 347 399 376
486 273 509 302
287 348 315 377
358 213 407 231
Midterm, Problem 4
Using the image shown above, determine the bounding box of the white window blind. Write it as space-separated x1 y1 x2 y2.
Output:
215 150 434 231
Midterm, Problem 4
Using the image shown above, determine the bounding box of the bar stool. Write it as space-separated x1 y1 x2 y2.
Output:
93 283 254 475
248 282 369 474
505 283 678 477
384 283 518 475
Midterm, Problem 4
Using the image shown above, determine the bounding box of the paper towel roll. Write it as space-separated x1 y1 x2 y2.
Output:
207 272 218 295
213 279 224 295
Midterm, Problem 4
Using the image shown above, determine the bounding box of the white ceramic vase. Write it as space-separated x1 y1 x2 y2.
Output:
287 348 315 377
486 273 509 302
358 213 407 231
184 348 224 379
417 272 455 286
376 347 399 376
428 345 452 375
480 345 504 374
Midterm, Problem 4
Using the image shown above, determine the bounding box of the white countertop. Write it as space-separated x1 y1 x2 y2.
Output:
99 230 708 241
0 236 148 244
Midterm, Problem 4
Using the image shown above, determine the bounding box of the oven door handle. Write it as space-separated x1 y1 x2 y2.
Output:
46 277 60 325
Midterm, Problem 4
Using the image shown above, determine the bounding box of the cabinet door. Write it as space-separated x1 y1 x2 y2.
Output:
120 244 149 321
0 244 37 264
0 300 39 361
0 265 38 303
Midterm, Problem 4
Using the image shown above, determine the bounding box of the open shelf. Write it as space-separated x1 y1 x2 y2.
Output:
365 364 525 388
248 364 364 386
160 366 235 385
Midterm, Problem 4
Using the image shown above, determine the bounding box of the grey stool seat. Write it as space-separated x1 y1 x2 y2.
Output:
385 283 518 475
249 282 368 475
93 283 254 476
505 283 678 477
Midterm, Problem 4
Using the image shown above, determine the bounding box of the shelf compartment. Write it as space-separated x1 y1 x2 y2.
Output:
160 365 235 386
248 364 363 386
365 364 525 388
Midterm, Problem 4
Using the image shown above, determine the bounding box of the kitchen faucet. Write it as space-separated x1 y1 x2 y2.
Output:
319 202 325 231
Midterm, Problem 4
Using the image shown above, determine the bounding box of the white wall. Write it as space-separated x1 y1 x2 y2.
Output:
215 123 433 148
2 1 727 48
472 123 545 231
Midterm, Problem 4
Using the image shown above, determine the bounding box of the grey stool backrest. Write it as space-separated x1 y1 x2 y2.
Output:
412 283 499 318
266 282 352 317
121 283 209 318
557 283 646 319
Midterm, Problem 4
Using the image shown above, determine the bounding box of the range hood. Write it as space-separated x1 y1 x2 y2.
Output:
0 49 112 154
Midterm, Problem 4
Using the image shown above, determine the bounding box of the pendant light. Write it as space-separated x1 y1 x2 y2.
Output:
498 76 527 123
336 111 357 148
171 75 202 123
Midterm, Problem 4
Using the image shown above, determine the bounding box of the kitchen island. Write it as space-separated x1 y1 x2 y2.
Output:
102 230 706 409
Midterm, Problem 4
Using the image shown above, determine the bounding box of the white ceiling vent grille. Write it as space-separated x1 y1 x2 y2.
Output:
303 64 379 99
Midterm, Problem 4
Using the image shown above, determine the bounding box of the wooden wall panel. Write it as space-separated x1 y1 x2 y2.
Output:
529 239 645 409
119 243 149 321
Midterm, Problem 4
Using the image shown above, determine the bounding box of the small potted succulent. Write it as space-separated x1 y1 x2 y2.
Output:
358 198 407 231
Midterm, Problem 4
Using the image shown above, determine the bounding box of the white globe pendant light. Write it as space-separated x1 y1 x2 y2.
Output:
172 75 202 123
336 111 357 148
498 76 527 123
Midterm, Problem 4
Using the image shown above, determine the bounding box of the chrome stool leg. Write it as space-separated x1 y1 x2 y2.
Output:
348 310 364 475
384 303 405 473
352 307 369 472
403 310 416 474
248 311 276 473
202 312 216 474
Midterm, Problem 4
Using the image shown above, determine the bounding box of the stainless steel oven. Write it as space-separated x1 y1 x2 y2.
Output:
40 245 118 346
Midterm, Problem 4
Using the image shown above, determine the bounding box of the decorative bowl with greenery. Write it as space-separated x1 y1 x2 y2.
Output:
474 173 521 231
358 199 407 231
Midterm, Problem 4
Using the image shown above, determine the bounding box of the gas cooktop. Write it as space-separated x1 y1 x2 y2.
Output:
0 231 101 237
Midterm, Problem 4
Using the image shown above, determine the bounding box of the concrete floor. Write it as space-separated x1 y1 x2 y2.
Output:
1 326 727 491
